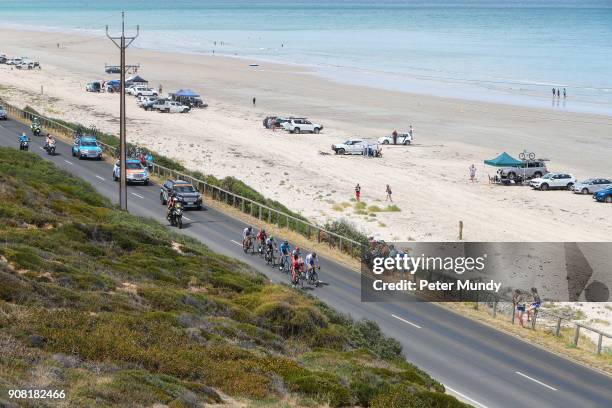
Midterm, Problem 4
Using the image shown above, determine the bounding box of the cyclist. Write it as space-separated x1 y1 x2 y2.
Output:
242 226 253 249
292 246 301 258
256 228 267 253
291 252 304 287
305 252 320 282
278 240 291 271
264 235 276 261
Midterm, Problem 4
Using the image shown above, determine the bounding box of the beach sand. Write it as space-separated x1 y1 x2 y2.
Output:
1 28 611 242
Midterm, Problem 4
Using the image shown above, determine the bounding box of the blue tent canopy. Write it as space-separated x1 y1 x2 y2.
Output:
173 89 200 97
484 152 523 167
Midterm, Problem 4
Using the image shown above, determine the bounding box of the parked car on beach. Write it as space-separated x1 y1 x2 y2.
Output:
0 106 8 120
282 118 323 134
153 100 190 113
377 132 413 145
160 179 203 209
530 173 576 191
137 95 158 108
113 159 149 185
128 86 158 97
331 139 366 155
498 160 548 180
593 187 612 203
572 178 612 195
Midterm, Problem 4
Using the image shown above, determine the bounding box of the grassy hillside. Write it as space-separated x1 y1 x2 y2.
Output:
0 148 466 407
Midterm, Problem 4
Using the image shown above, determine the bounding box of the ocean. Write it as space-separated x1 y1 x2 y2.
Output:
1 0 611 115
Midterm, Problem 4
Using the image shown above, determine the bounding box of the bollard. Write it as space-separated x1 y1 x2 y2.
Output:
573 325 580 347
511 304 516 324
597 334 603 355
458 220 463 240
555 317 562 337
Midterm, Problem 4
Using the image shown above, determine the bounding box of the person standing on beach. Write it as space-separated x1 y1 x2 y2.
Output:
158 84 162 95
355 184 361 202
252 97 256 106
557 89 561 98
563 88 567 98
552 88 556 98
392 129 398 145
469 164 477 182
385 184 393 202
408 125 413 138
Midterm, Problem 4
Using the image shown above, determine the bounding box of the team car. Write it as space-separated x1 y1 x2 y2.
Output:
160 179 203 210
71 136 103 160
113 159 150 185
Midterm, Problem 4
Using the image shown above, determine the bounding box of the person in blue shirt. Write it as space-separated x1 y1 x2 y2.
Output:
19 132 29 143
278 240 291 271
145 152 154 169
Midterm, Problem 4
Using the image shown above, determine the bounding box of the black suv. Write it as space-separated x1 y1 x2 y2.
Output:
160 179 203 210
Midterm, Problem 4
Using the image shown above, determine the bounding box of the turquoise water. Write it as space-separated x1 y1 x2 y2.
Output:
1 1 611 114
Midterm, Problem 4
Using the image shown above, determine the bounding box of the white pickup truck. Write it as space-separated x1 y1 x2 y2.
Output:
128 86 158 97
153 100 190 113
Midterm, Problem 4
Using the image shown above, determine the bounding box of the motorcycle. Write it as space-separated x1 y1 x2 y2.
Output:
168 202 183 229
45 140 56 156
19 140 29 151
31 125 42 137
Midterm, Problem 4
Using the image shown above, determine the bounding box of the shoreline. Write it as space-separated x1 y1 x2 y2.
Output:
1 27 611 242
1 24 610 117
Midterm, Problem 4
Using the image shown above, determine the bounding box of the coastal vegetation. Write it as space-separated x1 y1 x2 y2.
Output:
0 148 465 407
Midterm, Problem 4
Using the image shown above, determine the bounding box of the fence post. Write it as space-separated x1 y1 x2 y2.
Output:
317 229 321 243
286 215 289 229
597 334 603 355
492 298 498 318
268 210 271 224
474 291 479 310
241 198 245 213
339 238 343 253
555 317 562 336
258 205 262 220
573 325 580 347
531 310 537 329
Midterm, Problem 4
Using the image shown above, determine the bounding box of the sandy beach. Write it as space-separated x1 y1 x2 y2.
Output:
1 28 611 242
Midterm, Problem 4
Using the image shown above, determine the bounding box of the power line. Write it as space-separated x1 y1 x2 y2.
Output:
106 12 139 212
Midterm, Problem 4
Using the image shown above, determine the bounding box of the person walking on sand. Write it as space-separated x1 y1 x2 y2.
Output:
392 129 398 145
385 184 393 202
557 88 561 98
355 184 361 202
563 88 567 99
469 164 477 183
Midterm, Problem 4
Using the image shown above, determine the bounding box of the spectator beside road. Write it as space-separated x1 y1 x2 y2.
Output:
469 164 477 182
528 287 541 322
392 129 398 145
385 184 393 202
513 289 527 327
355 183 361 202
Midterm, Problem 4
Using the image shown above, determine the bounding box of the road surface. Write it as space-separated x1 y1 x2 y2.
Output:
1 118 610 408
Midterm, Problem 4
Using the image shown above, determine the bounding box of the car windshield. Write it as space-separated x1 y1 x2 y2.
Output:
541 174 553 179
81 141 97 147
174 185 196 193
126 163 143 170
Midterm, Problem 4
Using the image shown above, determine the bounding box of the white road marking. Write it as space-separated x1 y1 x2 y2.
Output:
443 385 489 408
183 216 192 221
63 159 73 165
131 192 144 199
230 239 242 247
391 313 422 329
39 146 44 150
95 175 105 181
515 371 558 391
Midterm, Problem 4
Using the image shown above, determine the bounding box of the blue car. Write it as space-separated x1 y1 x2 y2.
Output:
72 136 103 160
593 187 612 203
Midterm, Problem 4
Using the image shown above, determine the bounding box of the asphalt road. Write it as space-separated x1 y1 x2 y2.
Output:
1 118 610 408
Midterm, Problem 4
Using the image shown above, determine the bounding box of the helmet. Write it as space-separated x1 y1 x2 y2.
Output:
284 240 288 244
312 252 317 258
269 236 274 241
295 247 300 251
169 191 175 197
247 226 252 231
261 229 266 233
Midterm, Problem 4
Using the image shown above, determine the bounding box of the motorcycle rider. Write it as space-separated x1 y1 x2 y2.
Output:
166 191 178 221
18 132 29 148
31 118 41 135
44 133 54 149
278 240 291 270
305 252 320 281
242 226 253 249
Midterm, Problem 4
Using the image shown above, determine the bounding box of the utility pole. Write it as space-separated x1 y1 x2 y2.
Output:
106 12 139 211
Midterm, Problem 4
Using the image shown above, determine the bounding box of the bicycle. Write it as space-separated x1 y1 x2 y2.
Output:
264 246 276 266
243 236 254 254
306 266 320 287
278 254 291 273
518 150 536 161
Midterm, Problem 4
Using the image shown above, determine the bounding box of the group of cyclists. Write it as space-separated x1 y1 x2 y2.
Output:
242 226 321 288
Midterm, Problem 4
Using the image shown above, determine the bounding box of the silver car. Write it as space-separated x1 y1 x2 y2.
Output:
573 178 612 194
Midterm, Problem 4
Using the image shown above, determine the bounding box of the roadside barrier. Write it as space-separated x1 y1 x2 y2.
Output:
0 99 365 258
